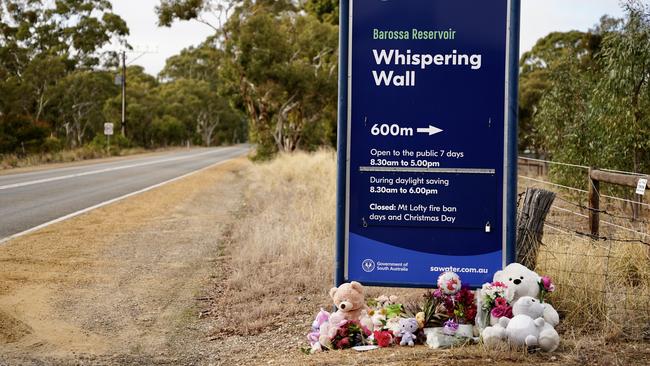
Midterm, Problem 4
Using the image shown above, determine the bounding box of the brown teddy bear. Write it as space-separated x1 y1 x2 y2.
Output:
329 281 367 321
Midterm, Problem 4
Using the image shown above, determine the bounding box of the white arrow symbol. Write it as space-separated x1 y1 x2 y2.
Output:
416 125 443 136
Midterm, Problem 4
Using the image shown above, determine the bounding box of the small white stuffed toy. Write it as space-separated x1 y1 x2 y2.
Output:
398 318 419 346
482 296 560 352
493 263 560 327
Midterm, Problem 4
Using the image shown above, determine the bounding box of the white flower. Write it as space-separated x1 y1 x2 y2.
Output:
437 272 461 295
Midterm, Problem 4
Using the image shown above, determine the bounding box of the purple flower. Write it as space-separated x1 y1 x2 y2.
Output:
443 319 459 335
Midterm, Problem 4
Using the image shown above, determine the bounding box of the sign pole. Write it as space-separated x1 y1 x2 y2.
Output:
335 0 351 287
506 0 521 265
121 51 127 137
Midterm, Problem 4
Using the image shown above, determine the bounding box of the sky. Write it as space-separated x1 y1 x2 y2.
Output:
110 0 626 76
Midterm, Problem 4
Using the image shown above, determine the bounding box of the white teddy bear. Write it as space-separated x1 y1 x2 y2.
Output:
482 296 560 352
493 263 560 327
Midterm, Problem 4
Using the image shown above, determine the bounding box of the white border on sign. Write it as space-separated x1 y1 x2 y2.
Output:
344 0 514 281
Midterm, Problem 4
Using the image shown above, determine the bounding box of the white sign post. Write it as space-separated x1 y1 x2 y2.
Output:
104 123 114 152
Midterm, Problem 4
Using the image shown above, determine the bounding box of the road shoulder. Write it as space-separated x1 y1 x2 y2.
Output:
0 156 250 364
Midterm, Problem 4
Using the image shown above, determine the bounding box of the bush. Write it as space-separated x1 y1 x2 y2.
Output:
111 133 132 149
42 136 64 153
87 134 132 154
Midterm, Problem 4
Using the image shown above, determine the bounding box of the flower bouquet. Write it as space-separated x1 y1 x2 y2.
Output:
478 281 513 327
329 320 372 349
421 272 478 348
441 286 477 337
416 289 449 329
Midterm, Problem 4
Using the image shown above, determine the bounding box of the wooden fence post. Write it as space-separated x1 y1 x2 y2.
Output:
516 188 556 269
588 167 600 238
632 195 641 222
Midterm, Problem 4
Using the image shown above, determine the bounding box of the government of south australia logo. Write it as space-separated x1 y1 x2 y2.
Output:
362 259 375 273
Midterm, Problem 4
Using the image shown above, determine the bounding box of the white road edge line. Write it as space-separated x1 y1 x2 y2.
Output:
0 151 246 246
0 148 236 191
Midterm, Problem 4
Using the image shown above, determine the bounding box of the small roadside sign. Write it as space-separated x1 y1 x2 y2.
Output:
104 123 114 136
636 178 648 195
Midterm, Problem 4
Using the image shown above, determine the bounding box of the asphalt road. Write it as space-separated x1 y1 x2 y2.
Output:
0 145 248 241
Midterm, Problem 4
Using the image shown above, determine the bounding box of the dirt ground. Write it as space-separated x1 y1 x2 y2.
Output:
0 157 250 365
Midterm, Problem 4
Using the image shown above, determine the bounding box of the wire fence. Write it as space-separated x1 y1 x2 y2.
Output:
517 158 650 339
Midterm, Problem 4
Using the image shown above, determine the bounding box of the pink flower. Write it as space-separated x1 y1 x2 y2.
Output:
491 305 513 319
541 276 555 292
362 326 372 337
337 326 348 338
433 288 443 298
492 281 507 288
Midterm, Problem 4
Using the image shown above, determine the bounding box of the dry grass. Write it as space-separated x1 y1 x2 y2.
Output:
537 232 650 338
210 151 650 364
228 149 336 289
211 150 338 336
520 173 650 339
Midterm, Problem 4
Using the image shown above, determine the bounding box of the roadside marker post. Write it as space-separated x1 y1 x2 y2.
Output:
335 0 521 288
104 122 114 152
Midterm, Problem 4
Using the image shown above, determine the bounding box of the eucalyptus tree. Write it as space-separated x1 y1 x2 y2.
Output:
0 0 128 153
532 1 650 191
52 70 117 148
157 0 338 158
592 1 650 174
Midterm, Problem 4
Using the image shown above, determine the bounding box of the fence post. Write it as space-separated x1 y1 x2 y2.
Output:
632 195 641 222
516 188 556 269
588 168 600 238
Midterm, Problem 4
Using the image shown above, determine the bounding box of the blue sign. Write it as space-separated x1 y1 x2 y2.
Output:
335 0 520 288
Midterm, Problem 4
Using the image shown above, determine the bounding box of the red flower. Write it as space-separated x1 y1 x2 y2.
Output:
336 337 350 349
446 278 459 291
492 281 507 288
491 305 513 319
466 306 477 321
455 287 475 305
373 330 393 347
495 297 508 307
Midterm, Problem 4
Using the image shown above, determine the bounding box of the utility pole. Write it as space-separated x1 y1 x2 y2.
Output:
113 45 157 138
121 51 127 137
